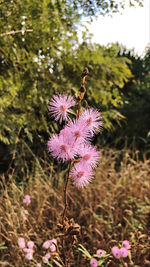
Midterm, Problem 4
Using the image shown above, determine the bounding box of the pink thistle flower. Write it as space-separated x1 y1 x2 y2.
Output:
90 258 98 267
79 144 100 168
112 246 121 259
49 94 75 123
66 118 91 143
70 162 93 187
120 247 128 258
18 237 25 249
43 252 51 261
48 128 80 162
27 241 34 249
122 240 131 250
80 108 102 135
23 195 31 204
42 240 51 249
96 249 104 257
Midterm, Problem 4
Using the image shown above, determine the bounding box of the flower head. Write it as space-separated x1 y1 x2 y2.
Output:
18 237 25 249
79 144 100 168
80 108 102 135
112 246 121 259
90 258 98 267
49 94 75 123
66 118 91 143
70 162 93 187
122 240 131 250
43 252 51 261
120 247 128 258
42 240 51 249
23 195 31 204
96 249 104 257
27 241 34 249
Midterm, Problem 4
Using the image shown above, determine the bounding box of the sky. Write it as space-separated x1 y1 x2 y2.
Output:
81 0 150 56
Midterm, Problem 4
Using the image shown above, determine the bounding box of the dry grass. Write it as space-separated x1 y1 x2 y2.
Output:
0 148 150 267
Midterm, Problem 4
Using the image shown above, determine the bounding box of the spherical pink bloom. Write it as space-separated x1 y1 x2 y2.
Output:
122 240 131 250
25 251 33 260
79 144 100 168
120 247 128 258
70 162 93 187
51 238 57 245
49 94 75 123
112 246 121 259
27 241 34 249
42 240 51 249
96 249 104 257
23 195 31 204
43 252 51 261
80 108 103 135
48 128 80 162
90 258 98 267
49 238 57 252
23 248 34 254
18 237 26 249
66 119 91 143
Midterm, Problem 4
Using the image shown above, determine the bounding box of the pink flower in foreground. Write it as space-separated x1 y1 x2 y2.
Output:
18 237 25 249
43 252 51 261
79 144 100 168
27 241 34 249
42 240 51 249
23 195 31 204
122 240 131 250
48 128 80 162
120 247 128 258
49 94 75 123
70 162 93 187
112 246 121 259
80 108 102 135
66 118 91 143
96 249 104 257
90 258 98 267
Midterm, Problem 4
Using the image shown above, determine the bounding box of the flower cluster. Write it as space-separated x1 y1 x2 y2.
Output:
90 249 105 267
18 238 34 260
112 240 131 259
21 195 31 220
48 94 102 187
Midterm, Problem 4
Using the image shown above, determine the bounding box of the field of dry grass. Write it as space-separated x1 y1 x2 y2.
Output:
0 148 150 267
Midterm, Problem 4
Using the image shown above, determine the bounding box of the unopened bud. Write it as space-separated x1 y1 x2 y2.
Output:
79 86 86 93
81 67 89 78
82 100 88 108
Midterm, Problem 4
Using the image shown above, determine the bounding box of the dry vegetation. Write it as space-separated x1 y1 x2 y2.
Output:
0 148 150 267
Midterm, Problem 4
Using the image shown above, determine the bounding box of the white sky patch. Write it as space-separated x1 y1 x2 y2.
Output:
81 0 150 56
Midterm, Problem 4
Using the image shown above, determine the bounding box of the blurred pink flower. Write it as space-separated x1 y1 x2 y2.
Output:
90 258 98 267
18 237 25 249
42 240 51 249
49 238 57 252
79 144 100 168
37 264 41 267
25 251 33 260
23 195 31 204
27 241 34 249
120 247 128 258
43 252 51 261
49 94 75 123
96 249 104 257
70 162 93 187
80 108 102 135
112 246 121 259
122 240 131 250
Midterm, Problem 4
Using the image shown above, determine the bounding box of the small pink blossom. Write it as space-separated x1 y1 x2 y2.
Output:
23 195 31 204
66 119 91 143
27 241 34 249
120 247 128 258
79 144 100 168
22 213 27 221
96 249 104 257
18 237 25 249
43 252 51 261
90 258 98 267
112 246 121 259
49 94 75 123
70 162 93 187
25 251 33 260
49 238 57 252
37 264 41 267
122 240 131 250
42 240 51 249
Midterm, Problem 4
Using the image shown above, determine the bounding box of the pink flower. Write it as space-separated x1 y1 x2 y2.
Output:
23 195 31 204
79 144 100 168
120 247 128 258
42 240 51 249
49 239 57 252
37 264 41 267
112 246 121 259
48 128 80 162
25 251 33 260
66 119 91 143
90 258 98 267
43 252 51 261
27 241 34 249
70 162 93 187
80 108 102 135
22 213 27 221
18 237 25 249
96 249 104 257
49 94 75 123
122 240 131 250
